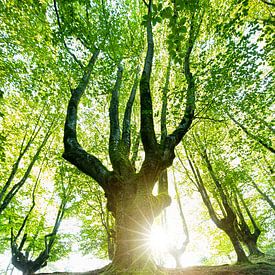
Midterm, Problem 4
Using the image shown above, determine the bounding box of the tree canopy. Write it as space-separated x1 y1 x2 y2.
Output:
0 0 274 274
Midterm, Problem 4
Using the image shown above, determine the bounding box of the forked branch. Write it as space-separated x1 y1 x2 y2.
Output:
63 50 111 189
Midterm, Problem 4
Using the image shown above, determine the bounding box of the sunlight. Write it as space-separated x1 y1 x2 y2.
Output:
149 223 206 268
149 225 169 252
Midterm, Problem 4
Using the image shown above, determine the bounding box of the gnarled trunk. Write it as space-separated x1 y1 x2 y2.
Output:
104 180 170 273
62 1 196 273
112 196 155 272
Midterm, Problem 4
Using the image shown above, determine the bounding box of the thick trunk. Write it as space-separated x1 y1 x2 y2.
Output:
107 195 156 273
113 203 155 271
104 178 170 274
224 227 249 263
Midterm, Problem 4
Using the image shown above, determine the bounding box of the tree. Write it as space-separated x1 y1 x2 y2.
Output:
183 145 249 263
1 0 274 272
10 162 72 275
0 113 54 216
232 185 264 257
62 0 198 272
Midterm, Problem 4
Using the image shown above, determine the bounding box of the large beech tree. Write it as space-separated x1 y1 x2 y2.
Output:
62 0 196 272
1 0 274 273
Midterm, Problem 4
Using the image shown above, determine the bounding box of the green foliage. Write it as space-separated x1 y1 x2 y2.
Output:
0 0 274 271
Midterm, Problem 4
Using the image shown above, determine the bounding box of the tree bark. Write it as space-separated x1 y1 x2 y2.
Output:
104 175 170 272
225 226 250 263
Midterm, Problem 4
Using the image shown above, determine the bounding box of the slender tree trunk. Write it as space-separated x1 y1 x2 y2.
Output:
184 147 250 264
251 180 275 211
233 186 264 257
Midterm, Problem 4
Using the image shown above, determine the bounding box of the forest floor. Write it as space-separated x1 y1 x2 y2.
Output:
161 262 275 274
39 255 275 275
40 262 275 275
162 255 275 274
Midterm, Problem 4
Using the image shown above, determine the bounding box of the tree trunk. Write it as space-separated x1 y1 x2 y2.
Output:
184 147 250 264
224 227 250 263
105 186 161 273
246 238 264 257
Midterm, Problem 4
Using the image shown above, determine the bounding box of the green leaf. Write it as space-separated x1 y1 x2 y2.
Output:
161 6 173 19
180 26 187 33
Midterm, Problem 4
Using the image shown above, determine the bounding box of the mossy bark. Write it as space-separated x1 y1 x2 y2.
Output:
103 183 169 274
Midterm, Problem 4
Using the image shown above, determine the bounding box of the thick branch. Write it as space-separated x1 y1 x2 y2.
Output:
140 0 158 155
163 16 196 163
109 64 123 170
158 60 172 194
63 50 111 188
122 69 139 155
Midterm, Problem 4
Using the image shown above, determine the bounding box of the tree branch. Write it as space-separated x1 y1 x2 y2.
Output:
0 106 45 203
173 169 189 249
160 58 171 146
260 0 275 7
140 0 158 155
63 50 112 189
186 150 221 226
163 13 198 164
0 124 52 216
251 180 275 211
130 131 140 168
53 0 84 68
142 0 149 7
228 113 275 154
198 145 234 220
109 64 123 170
122 68 139 155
